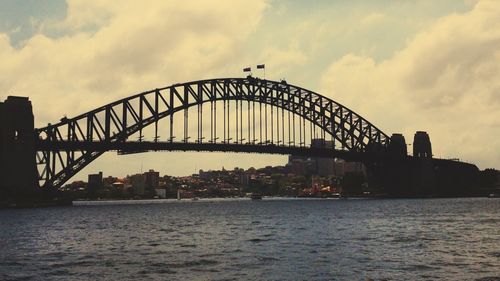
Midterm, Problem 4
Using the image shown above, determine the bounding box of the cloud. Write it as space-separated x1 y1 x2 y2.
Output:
1 0 497 180
259 47 308 73
0 0 268 124
360 12 386 26
320 0 500 169
0 0 277 179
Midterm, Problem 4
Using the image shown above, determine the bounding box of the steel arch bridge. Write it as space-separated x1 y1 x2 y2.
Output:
35 77 390 189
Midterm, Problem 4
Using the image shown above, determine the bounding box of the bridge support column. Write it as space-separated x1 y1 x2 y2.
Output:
0 96 38 203
364 133 436 197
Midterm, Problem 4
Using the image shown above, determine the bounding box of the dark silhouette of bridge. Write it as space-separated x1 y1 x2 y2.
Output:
34 77 390 189
0 76 482 203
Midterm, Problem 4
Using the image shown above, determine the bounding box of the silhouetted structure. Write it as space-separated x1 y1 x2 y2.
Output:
413 131 432 158
388 133 407 158
0 97 37 202
310 139 335 176
145 169 160 196
87 171 103 199
35 77 388 190
0 78 491 204
366 131 480 197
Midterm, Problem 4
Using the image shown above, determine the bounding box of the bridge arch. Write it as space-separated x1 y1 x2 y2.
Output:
35 77 389 188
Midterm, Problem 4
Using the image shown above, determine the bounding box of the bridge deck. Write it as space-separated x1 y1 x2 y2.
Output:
36 140 367 161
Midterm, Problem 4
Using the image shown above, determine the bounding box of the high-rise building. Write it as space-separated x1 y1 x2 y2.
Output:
145 169 160 190
88 172 103 198
130 174 146 195
311 138 335 176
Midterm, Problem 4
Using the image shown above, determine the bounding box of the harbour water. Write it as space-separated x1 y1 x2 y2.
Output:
1 198 499 280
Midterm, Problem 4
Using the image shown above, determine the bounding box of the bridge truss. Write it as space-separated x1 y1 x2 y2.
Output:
35 77 389 188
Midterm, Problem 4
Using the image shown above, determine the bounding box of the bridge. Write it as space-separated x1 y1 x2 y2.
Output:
0 76 481 201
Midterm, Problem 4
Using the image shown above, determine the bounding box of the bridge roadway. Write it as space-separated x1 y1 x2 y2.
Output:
36 140 367 161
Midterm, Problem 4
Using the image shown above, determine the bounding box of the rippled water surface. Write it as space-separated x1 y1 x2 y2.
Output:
1 198 499 280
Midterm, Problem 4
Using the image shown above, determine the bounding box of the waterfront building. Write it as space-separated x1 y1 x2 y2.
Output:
112 181 125 189
344 161 365 175
88 172 103 198
155 188 167 198
130 174 146 196
334 159 345 177
311 139 335 176
290 159 306 175
199 169 214 180
240 174 250 187
102 176 118 187
145 169 160 191
333 159 366 177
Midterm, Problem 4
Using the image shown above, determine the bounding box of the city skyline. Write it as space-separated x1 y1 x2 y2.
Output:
1 0 499 181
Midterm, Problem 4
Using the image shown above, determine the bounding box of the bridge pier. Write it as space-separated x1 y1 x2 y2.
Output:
365 132 479 197
0 96 38 204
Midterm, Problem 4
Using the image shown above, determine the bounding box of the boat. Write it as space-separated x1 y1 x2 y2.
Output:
250 193 263 200
331 192 341 198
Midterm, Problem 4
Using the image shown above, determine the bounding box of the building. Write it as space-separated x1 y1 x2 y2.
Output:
333 159 366 177
155 188 167 198
102 176 118 187
112 181 125 189
145 169 160 190
334 159 345 177
344 161 365 175
239 174 250 187
290 159 306 175
88 172 103 198
311 138 335 176
130 174 146 195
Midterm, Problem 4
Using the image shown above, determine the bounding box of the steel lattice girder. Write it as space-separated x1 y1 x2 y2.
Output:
35 77 389 188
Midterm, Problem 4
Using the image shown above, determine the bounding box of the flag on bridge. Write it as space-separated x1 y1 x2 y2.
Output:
243 67 251 72
257 64 265 69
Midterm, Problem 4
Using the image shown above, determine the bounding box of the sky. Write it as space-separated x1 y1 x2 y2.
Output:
0 0 498 180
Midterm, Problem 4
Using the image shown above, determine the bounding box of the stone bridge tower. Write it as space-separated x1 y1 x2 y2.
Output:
0 96 37 200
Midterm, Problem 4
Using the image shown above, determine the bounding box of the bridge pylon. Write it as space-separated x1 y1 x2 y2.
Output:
0 96 38 201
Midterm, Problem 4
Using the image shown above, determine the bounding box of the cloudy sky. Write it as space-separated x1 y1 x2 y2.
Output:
1 0 498 180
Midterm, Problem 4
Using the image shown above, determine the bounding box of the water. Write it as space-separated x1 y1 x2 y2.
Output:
0 198 499 281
